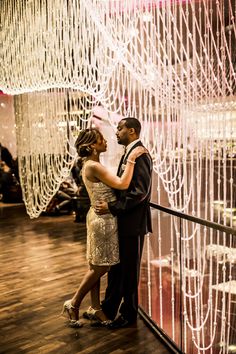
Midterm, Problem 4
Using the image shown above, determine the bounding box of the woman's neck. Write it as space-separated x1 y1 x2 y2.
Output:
86 155 100 162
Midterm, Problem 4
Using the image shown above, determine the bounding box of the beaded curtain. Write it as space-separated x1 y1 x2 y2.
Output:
1 0 236 352
1 0 235 220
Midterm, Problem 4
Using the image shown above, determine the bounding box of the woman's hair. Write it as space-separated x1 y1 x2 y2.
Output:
75 128 102 157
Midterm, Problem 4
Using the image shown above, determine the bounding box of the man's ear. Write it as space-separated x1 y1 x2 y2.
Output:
129 128 135 136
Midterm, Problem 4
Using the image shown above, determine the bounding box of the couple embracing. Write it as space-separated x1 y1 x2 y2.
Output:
62 117 153 329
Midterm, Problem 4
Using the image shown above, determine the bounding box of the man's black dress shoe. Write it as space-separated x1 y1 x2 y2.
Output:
107 315 137 329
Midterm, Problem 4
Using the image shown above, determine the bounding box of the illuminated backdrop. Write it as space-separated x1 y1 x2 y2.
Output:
1 2 236 351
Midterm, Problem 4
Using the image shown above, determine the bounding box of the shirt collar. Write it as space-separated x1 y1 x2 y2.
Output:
124 138 140 158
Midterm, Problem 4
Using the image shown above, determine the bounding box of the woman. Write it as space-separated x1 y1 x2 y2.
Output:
62 128 147 328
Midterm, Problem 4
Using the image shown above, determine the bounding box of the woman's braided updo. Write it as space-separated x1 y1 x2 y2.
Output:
75 128 102 158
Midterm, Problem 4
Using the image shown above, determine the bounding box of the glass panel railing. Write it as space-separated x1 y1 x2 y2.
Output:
139 204 236 354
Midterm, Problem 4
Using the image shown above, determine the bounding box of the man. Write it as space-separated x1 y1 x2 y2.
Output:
0 143 14 170
95 117 152 328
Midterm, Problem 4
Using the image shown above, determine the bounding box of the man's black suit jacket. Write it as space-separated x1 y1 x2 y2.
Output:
108 141 152 237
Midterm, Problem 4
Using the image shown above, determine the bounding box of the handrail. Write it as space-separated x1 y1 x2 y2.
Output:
150 202 236 236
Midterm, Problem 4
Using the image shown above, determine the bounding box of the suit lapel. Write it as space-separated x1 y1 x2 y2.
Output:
117 153 125 176
117 141 143 176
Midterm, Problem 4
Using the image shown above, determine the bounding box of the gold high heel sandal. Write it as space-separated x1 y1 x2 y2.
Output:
90 309 112 328
82 306 97 320
61 299 83 328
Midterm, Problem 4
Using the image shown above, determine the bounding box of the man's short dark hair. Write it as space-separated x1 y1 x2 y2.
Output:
122 117 141 136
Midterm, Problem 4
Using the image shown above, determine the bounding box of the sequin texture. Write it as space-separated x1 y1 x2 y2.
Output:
82 161 119 266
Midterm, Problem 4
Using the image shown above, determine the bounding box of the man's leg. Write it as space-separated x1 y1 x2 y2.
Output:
119 234 145 322
101 263 123 320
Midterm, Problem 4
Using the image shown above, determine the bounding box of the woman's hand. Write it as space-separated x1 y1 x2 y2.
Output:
128 146 148 163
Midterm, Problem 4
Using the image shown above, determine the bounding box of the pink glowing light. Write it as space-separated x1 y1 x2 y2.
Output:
107 0 200 14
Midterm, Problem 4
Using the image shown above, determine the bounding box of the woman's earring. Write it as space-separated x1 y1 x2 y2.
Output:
93 148 97 156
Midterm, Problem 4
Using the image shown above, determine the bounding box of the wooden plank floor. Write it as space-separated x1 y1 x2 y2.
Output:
0 204 172 354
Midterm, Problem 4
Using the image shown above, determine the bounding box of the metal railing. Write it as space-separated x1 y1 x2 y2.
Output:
139 202 236 354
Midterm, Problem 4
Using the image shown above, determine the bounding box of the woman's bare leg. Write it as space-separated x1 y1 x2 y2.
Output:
71 264 109 310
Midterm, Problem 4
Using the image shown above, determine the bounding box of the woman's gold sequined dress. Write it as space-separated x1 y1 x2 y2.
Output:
82 161 120 266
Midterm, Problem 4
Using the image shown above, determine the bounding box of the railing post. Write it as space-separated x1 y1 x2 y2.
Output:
179 216 184 354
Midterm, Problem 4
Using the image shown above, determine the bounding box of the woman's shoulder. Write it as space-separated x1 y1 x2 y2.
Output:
83 160 101 170
83 160 103 182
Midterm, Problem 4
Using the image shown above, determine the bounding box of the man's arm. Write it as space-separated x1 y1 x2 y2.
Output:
95 154 152 215
109 153 152 215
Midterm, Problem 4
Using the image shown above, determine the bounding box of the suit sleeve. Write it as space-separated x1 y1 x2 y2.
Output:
108 153 152 216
